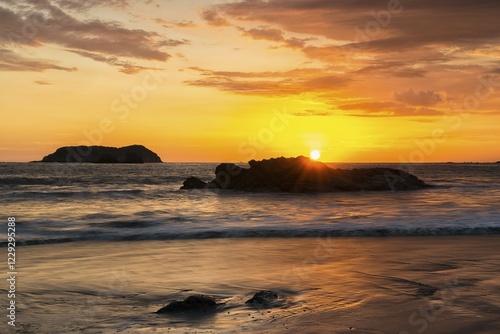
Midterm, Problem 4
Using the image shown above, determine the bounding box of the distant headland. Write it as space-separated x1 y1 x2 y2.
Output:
40 145 162 163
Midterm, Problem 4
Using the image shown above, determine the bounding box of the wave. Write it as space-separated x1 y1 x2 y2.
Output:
0 175 185 186
4 226 500 247
4 189 146 199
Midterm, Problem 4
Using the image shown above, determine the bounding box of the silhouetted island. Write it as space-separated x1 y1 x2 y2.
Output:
181 156 429 192
40 145 162 163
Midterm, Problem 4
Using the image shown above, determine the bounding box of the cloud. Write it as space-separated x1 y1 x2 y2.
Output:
0 6 41 46
213 0 500 80
394 89 445 107
291 110 332 117
54 0 129 12
338 101 443 117
217 0 500 48
156 39 190 47
155 19 197 28
0 1 183 72
119 63 158 75
238 25 311 49
67 49 159 74
34 80 52 85
240 26 284 42
186 67 349 96
201 9 230 27
0 48 77 72
339 102 398 111
174 20 197 28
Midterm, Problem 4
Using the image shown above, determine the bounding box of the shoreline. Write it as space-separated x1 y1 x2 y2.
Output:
7 229 500 248
13 235 500 333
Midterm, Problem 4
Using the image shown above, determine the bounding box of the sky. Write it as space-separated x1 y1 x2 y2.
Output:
1 0 499 162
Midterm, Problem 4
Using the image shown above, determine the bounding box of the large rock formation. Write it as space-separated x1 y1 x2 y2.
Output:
41 145 162 163
181 156 429 192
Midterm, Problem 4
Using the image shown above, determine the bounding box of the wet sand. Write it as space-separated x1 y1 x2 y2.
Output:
11 236 500 333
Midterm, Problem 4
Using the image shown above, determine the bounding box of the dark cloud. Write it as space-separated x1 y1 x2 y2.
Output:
217 0 500 47
0 6 42 46
0 0 181 72
394 89 445 107
215 0 500 73
0 48 77 72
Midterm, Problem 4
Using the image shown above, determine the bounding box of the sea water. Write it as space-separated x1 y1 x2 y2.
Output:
1 162 499 244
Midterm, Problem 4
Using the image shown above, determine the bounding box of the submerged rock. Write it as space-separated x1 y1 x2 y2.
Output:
416 286 439 297
181 177 207 189
245 290 281 308
180 156 430 192
156 295 218 313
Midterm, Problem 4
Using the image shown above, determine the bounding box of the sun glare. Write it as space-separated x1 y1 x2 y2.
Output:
310 150 321 160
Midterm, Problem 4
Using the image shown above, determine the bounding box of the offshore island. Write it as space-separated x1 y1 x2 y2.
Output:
40 145 162 163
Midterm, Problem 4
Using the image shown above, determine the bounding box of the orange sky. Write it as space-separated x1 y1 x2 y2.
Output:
1 0 499 162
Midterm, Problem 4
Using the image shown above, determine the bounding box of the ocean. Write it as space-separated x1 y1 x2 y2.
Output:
2 162 499 244
1 162 500 333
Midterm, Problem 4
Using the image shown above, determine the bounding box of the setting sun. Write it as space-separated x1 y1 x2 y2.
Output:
310 150 321 160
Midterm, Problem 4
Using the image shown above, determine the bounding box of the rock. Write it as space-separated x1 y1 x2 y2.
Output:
245 290 280 308
124 152 144 163
156 295 218 313
96 153 118 163
417 286 439 297
40 145 162 163
181 156 429 192
180 177 207 189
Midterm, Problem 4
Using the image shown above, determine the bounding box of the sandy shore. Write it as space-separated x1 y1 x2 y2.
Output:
11 236 500 333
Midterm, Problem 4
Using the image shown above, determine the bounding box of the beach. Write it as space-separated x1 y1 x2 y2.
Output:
11 236 500 333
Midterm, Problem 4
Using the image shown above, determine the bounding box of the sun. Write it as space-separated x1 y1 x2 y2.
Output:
310 150 321 160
